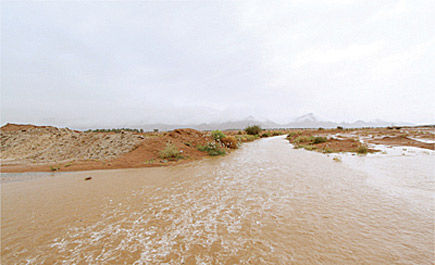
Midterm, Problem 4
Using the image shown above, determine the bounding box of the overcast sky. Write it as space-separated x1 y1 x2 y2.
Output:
2 0 434 128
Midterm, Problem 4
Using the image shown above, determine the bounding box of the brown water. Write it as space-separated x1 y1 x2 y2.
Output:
1 136 434 264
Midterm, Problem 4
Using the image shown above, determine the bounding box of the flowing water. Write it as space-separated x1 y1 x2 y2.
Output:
1 136 434 264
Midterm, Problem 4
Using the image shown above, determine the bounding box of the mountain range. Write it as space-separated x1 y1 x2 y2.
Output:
133 113 414 131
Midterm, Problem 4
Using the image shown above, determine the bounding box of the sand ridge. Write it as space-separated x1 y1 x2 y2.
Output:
0 124 215 173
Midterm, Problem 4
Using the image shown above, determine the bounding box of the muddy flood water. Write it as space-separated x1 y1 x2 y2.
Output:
1 136 434 264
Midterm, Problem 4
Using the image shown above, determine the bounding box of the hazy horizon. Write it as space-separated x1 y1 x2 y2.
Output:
2 0 434 128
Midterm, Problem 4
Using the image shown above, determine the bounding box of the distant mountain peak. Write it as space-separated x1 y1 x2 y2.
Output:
294 113 323 122
245 115 256 121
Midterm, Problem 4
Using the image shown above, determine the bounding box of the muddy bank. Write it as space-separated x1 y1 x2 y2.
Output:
286 126 434 153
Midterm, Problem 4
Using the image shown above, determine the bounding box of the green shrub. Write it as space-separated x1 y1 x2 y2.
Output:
337 126 343 130
322 148 333 153
50 166 59 171
301 145 316 151
160 143 182 160
197 142 226 156
235 134 259 142
356 145 368 154
245 125 262 135
245 134 258 141
294 136 311 144
260 132 271 138
287 131 301 138
312 136 327 144
221 136 238 149
211 130 226 142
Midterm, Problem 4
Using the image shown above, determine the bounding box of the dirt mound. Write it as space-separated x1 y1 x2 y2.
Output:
168 128 204 139
370 136 434 150
0 125 222 173
1 123 50 131
1 124 142 165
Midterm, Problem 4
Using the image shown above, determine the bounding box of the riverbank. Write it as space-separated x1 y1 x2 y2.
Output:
286 126 434 153
2 123 433 173
1 124 242 173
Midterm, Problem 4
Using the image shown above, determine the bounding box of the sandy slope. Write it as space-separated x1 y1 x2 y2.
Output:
1 124 141 164
1 124 213 172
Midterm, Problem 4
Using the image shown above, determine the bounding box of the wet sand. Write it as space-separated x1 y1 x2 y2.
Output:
2 136 434 264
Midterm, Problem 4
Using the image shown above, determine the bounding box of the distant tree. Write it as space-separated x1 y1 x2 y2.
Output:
245 125 262 135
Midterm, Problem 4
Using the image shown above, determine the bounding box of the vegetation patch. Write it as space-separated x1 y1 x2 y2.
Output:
356 145 368 154
312 136 327 144
221 136 238 149
211 130 226 142
245 125 262 136
235 134 258 142
261 132 271 138
299 145 317 151
287 131 302 138
50 166 59 171
197 143 226 156
159 143 182 160
322 148 334 153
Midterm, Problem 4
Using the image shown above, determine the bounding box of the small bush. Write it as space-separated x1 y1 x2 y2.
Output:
312 136 327 144
322 148 333 153
333 156 342 162
287 131 301 138
272 131 282 136
211 130 226 142
237 130 243 135
294 136 311 144
236 134 258 142
245 125 262 135
221 136 238 149
197 143 226 156
50 166 59 171
160 143 182 160
260 132 271 138
301 145 316 151
337 126 343 130
356 145 368 154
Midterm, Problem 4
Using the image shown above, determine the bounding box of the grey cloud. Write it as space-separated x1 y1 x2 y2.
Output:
1 0 434 128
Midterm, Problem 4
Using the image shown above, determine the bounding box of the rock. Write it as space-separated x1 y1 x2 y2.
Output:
84 176 92 181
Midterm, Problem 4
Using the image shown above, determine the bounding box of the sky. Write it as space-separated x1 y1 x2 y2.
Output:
1 0 434 129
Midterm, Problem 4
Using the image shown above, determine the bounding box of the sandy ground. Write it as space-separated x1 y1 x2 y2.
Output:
1 124 433 173
1 124 216 173
286 126 434 153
